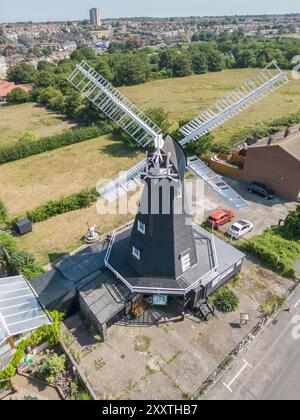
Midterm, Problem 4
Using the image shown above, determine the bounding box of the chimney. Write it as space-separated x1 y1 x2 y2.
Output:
284 127 291 138
267 135 273 146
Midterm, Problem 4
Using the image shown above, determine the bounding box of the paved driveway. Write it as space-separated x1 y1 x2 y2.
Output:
196 177 297 239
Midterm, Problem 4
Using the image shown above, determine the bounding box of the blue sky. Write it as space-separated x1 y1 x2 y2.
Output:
1 0 300 23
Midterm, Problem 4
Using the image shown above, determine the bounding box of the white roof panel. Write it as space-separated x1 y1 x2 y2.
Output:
0 275 51 340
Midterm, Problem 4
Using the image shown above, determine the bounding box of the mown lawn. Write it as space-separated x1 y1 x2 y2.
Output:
0 103 76 147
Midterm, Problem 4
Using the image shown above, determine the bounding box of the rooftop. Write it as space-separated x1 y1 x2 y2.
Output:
0 80 31 98
0 275 51 346
248 127 300 161
106 224 244 295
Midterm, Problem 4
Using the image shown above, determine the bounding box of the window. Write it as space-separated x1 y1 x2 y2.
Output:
132 246 141 260
137 220 146 235
181 253 191 272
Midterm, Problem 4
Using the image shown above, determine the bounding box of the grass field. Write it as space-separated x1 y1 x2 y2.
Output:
121 68 300 142
17 197 139 265
2 68 300 265
0 103 76 147
0 134 142 216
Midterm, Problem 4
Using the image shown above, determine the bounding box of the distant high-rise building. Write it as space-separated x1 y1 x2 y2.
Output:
89 8 101 27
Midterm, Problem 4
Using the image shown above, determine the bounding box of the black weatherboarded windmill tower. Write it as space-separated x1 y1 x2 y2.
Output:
68 61 289 311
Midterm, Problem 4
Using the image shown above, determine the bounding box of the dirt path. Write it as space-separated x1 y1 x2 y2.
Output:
9 374 62 400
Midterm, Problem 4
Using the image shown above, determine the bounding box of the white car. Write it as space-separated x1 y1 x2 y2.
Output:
226 220 254 239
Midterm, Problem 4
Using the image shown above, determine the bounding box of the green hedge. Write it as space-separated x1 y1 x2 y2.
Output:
0 232 44 279
0 311 63 381
0 125 109 164
239 227 300 278
26 188 99 223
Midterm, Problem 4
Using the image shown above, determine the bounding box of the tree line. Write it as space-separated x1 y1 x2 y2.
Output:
5 30 300 127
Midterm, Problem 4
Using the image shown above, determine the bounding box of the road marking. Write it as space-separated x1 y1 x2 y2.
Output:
223 360 253 393
294 299 300 309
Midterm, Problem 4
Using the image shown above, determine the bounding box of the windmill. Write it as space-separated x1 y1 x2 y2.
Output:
68 61 288 314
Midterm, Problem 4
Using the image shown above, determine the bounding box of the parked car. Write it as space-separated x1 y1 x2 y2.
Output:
226 220 254 239
206 209 235 229
248 182 275 200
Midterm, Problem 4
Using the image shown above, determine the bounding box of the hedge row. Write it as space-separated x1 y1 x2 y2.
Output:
0 125 110 164
228 110 300 147
26 188 99 223
0 232 44 279
0 311 63 381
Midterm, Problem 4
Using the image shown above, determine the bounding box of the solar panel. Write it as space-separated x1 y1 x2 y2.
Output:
0 275 51 341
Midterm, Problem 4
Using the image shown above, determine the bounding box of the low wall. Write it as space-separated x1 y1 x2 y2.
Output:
209 159 244 181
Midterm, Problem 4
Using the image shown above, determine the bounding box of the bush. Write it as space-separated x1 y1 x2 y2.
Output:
0 126 109 164
239 227 300 278
260 294 284 317
7 88 30 105
26 188 99 223
0 199 8 224
0 311 64 381
0 232 44 279
212 287 240 313
37 354 66 384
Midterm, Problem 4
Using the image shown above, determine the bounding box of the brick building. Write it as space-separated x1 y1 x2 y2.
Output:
243 130 300 201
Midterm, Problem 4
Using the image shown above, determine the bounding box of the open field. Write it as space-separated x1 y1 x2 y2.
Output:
17 201 137 266
0 135 142 216
1 68 299 263
0 103 76 147
121 68 300 143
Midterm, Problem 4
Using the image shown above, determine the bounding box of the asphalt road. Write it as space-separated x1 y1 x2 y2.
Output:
204 285 300 401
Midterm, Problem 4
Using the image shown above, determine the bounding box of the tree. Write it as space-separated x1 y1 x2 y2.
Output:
191 53 208 74
207 50 225 72
64 91 83 118
236 49 256 68
159 49 176 70
115 54 150 86
37 86 64 111
145 107 171 134
185 133 214 157
7 88 30 105
70 46 96 61
95 59 113 81
172 53 192 78
7 63 37 84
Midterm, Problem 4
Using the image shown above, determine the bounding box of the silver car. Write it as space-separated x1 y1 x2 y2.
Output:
227 220 254 239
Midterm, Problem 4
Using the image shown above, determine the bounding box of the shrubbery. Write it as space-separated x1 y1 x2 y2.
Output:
212 286 240 313
0 199 7 224
37 354 66 384
239 208 300 278
0 232 44 279
0 126 109 164
0 311 64 381
26 188 99 223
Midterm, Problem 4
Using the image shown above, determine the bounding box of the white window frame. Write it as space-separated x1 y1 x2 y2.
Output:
181 253 191 273
132 246 141 260
137 220 146 235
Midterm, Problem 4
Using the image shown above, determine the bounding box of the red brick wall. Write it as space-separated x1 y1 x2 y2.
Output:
243 145 300 201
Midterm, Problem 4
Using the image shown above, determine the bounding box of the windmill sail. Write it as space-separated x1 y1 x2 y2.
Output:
68 61 161 148
99 158 146 201
187 156 249 209
69 61 288 205
179 62 289 146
